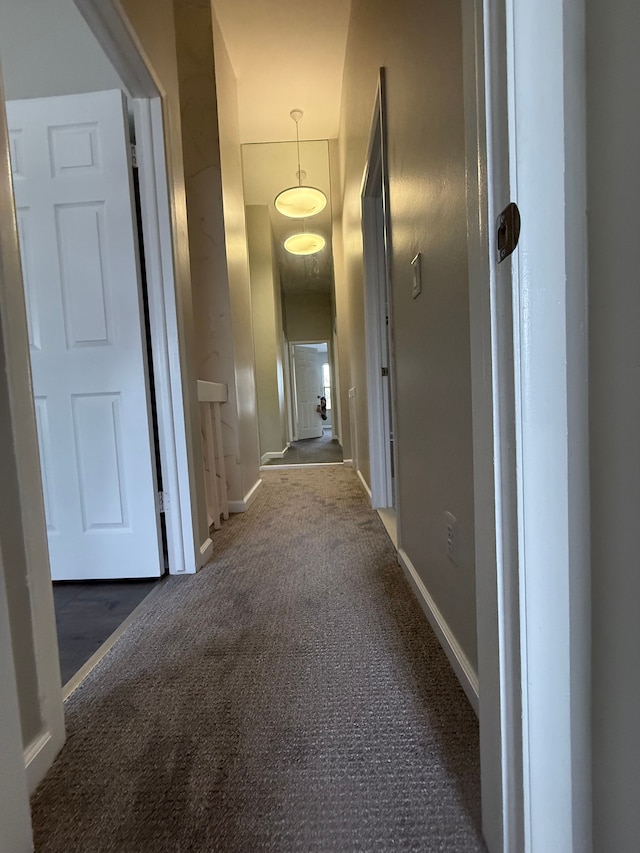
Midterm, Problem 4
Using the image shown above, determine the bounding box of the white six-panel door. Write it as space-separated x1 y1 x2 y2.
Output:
7 89 162 581
292 345 324 440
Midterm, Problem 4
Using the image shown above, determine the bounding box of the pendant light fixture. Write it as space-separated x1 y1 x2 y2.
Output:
274 109 327 219
284 232 326 256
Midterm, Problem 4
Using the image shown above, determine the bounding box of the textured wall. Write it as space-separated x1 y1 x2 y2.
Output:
174 0 245 503
337 0 477 669
284 292 333 342
211 10 261 501
246 205 288 458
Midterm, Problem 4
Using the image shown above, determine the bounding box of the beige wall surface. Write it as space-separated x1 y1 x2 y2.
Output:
212 12 261 501
587 1 640 849
284 292 333 342
337 0 477 669
329 138 351 458
175 0 246 504
246 205 288 457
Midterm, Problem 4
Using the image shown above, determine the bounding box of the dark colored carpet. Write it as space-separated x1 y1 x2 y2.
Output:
31 468 485 852
53 579 161 685
264 430 343 465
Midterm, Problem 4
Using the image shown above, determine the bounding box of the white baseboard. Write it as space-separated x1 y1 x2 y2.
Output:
25 728 63 794
228 478 263 513
198 537 213 568
398 547 479 715
357 468 372 500
261 462 344 470
343 458 353 468
260 445 289 465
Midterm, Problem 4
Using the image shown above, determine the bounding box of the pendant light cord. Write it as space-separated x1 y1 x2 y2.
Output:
295 118 301 187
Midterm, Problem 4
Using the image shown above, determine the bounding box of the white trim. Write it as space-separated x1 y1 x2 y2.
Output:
476 0 592 849
288 339 332 443
24 731 57 793
357 469 372 501
261 462 344 471
198 537 213 568
144 97 197 574
260 445 289 465
361 70 397 511
463 0 524 850
0 544 33 850
74 0 163 98
398 548 479 714
343 458 353 468
507 0 591 848
228 478 263 513
133 98 193 575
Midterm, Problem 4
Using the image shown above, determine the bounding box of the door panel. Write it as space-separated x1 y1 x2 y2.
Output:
293 345 323 440
7 89 162 580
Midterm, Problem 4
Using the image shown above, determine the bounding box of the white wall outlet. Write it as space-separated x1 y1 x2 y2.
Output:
411 252 422 299
445 511 459 565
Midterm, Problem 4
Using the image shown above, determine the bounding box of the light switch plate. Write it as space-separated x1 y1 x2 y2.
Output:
411 253 422 299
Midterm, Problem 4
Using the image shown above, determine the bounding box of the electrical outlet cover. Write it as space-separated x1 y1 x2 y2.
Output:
445 511 459 565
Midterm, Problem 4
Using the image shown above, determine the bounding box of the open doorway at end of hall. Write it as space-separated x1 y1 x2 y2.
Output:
263 340 343 467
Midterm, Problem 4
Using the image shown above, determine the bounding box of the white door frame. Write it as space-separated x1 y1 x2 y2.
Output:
75 0 196 576
0 543 33 852
465 0 591 851
361 70 398 512
288 339 332 441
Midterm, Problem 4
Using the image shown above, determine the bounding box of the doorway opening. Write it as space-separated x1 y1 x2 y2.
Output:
0 0 193 716
362 71 398 537
263 340 343 467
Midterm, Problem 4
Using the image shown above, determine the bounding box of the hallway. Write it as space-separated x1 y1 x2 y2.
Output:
31 468 484 852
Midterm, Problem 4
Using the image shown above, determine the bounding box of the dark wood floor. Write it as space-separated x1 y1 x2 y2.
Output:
53 579 161 685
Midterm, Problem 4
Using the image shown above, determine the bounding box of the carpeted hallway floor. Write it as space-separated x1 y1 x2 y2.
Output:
264 430 343 465
31 468 485 852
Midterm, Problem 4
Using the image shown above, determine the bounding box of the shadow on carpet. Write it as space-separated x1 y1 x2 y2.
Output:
31 468 486 853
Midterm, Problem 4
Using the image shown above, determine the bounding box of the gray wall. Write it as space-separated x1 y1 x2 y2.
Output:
0 0 123 99
284 292 333 342
246 205 288 457
587 1 640 848
337 0 477 668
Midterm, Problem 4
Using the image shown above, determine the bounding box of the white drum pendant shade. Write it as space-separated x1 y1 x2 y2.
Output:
274 185 327 219
284 232 326 255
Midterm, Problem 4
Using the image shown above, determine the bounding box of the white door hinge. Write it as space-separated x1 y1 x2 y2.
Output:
156 491 169 513
131 143 138 169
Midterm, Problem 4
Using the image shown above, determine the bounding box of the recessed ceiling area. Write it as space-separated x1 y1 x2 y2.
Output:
242 140 334 294
212 0 352 143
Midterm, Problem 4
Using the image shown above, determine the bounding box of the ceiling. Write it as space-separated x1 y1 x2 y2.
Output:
212 0 351 296
212 0 352 144
242 140 334 294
